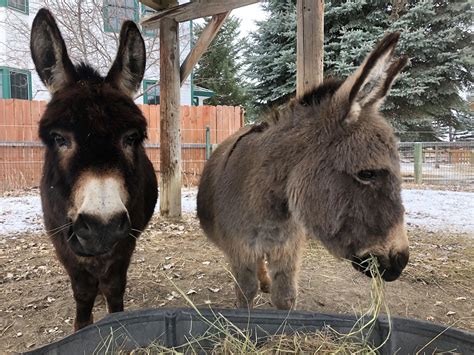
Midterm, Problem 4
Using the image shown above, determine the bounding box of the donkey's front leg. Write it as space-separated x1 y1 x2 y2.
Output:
268 237 304 310
230 257 259 309
99 258 130 313
70 272 99 331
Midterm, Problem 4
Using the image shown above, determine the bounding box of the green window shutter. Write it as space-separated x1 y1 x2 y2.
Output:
27 70 32 100
0 68 6 98
0 67 11 99
133 0 139 22
103 3 113 33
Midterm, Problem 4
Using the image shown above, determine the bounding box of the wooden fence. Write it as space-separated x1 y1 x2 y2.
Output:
0 99 243 191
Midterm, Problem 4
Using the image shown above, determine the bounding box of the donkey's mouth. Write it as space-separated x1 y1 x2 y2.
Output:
351 256 374 278
67 229 115 257
351 255 405 282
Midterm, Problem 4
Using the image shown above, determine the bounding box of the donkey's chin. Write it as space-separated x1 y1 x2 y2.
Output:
351 253 408 282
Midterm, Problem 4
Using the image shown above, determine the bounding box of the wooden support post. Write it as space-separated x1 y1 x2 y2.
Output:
180 12 229 85
160 17 182 218
296 0 324 98
414 142 423 184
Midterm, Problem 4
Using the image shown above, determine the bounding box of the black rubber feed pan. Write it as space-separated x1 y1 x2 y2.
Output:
24 308 473 354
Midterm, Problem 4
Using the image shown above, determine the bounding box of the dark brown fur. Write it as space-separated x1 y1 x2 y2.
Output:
197 33 409 309
31 9 157 330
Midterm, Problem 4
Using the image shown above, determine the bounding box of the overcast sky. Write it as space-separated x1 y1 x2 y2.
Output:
232 3 268 36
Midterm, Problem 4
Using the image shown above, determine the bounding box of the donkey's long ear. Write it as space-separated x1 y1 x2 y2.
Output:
30 8 76 94
106 21 146 97
334 32 408 124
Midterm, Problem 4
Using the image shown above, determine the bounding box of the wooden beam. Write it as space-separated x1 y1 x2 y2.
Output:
141 0 259 27
180 12 229 86
160 17 182 218
141 0 178 10
296 0 324 98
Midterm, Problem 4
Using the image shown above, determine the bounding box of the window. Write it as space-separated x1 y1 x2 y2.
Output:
0 67 31 100
143 80 160 105
10 71 29 99
0 0 29 14
104 0 139 32
141 5 157 36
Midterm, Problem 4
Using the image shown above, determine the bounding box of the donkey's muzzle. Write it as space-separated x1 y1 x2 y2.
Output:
351 251 409 282
71 212 131 256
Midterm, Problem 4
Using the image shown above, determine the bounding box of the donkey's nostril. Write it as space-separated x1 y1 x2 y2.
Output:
72 212 130 250
73 213 95 240
379 252 409 282
392 252 409 273
111 212 131 239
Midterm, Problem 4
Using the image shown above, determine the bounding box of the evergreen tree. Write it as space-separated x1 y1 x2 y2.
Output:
245 0 297 106
245 0 473 141
193 16 248 106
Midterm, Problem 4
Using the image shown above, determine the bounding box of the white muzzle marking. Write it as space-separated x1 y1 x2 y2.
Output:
73 174 128 224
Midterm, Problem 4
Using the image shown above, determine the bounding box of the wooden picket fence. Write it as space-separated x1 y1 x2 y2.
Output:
0 99 243 192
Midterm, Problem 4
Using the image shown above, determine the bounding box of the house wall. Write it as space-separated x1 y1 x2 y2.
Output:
0 1 192 104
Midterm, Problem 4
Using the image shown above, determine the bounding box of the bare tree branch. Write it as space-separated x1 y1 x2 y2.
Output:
0 1 192 100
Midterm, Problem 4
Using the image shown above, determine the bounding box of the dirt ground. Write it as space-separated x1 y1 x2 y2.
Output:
0 214 473 353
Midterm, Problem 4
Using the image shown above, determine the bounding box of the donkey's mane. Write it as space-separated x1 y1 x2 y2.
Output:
299 78 342 107
74 62 103 82
263 78 343 127
226 79 344 162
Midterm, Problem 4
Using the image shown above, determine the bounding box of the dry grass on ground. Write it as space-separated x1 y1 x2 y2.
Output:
0 214 473 353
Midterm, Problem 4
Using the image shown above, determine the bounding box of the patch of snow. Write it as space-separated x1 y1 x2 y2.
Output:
402 189 473 235
0 196 44 235
0 188 472 236
154 188 197 214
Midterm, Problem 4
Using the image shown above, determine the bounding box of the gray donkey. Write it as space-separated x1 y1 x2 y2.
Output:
197 33 409 310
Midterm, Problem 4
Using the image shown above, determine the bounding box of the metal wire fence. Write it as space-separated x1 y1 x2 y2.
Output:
2 140 472 192
399 142 474 186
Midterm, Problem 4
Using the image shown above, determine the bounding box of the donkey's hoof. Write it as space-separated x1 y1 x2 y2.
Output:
236 299 254 309
272 294 297 310
74 316 93 331
274 298 296 310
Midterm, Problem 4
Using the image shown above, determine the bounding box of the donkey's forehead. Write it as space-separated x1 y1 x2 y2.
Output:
41 85 147 134
332 118 399 172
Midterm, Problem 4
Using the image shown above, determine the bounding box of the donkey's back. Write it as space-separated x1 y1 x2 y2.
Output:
198 122 295 246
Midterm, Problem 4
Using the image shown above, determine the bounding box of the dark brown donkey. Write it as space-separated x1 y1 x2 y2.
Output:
198 33 409 310
31 9 158 330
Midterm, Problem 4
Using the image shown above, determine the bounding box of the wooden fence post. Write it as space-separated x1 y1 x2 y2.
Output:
414 142 423 184
160 18 182 218
296 0 324 98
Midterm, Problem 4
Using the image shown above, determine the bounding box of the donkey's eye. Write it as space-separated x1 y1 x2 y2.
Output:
123 131 140 147
356 170 378 183
51 132 69 148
